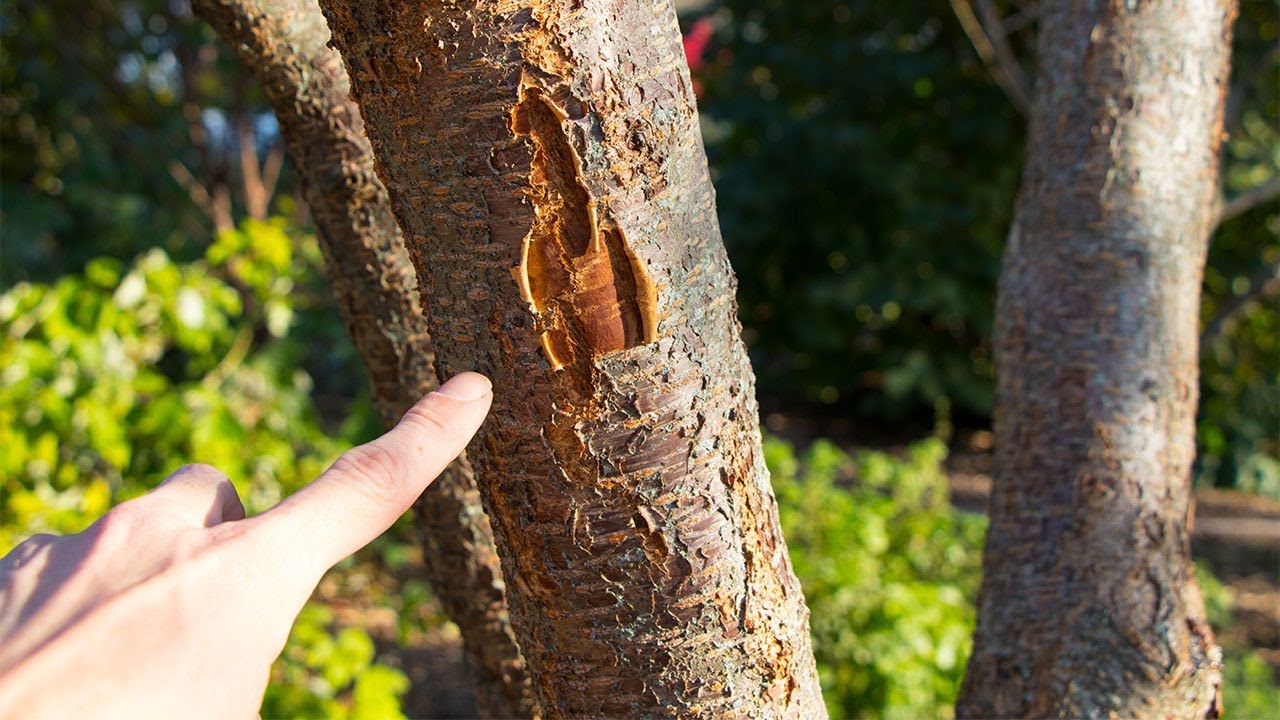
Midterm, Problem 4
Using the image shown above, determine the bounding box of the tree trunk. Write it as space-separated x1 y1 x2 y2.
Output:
317 0 825 716
958 1 1236 717
189 1 536 715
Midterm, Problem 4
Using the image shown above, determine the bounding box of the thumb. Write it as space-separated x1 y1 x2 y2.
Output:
246 372 492 581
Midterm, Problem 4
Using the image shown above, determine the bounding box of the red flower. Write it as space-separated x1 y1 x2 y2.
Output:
682 18 714 72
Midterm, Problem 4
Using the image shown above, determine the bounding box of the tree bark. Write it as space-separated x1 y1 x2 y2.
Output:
317 0 825 716
189 1 536 715
958 1 1236 718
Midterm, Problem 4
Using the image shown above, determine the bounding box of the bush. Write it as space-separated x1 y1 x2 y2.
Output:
263 604 410 720
1222 649 1280 719
0 218 404 717
770 436 1279 717
767 434 987 718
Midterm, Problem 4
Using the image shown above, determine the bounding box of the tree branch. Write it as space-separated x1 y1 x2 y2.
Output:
1201 260 1280 348
1215 176 1280 228
974 0 1032 111
948 0 1032 114
236 112 269 220
167 158 233 232
1001 0 1041 34
260 143 286 212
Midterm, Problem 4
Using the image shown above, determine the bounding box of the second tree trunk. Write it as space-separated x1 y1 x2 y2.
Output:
958 1 1235 717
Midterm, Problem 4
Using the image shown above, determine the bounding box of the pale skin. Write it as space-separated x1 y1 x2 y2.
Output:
0 372 493 719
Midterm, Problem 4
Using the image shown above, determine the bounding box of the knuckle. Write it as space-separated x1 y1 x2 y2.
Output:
401 403 460 445
171 463 232 488
165 526 213 563
16 532 59 548
1 533 58 576
330 442 408 504
91 502 151 549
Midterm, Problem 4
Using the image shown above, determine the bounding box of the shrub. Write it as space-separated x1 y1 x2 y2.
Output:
767 435 987 718
0 219 403 717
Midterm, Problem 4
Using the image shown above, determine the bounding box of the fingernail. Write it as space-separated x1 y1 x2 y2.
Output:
434 372 492 401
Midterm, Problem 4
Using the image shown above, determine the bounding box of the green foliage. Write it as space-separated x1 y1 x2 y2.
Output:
767 435 987 719
1194 0 1280 496
263 604 409 720
208 217 302 338
1195 563 1280 718
1222 648 1280 719
770 436 1280 717
700 1 1021 418
0 0 273 283
1194 561 1237 631
0 218 401 717
1 221 326 544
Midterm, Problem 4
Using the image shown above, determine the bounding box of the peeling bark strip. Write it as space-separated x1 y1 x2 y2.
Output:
957 1 1236 718
318 0 825 716
189 1 535 716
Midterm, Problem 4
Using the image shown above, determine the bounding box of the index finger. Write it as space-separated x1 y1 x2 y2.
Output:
244 372 492 585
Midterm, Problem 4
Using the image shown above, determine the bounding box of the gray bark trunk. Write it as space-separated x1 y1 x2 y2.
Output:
190 1 536 715
957 1 1236 717
317 0 826 716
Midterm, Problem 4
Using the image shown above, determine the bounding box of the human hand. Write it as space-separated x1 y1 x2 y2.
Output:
0 372 493 720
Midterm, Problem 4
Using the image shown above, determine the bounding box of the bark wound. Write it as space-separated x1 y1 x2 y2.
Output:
510 81 658 372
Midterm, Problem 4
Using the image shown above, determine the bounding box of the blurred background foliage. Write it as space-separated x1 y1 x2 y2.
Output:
0 218 410 716
768 436 986 718
768 437 1278 719
1 0 1276 716
696 0 1279 494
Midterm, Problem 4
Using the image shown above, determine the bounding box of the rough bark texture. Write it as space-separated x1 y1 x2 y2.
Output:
318 0 825 716
189 1 536 715
957 1 1236 718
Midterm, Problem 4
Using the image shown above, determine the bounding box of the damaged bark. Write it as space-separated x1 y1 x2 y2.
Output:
317 0 825 716
957 1 1236 717
190 0 535 715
